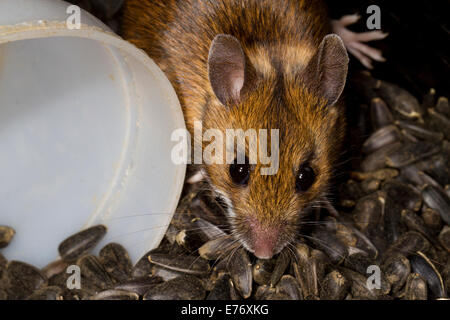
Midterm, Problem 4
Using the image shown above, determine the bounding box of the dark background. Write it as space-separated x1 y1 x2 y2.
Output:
323 0 449 172
325 0 449 98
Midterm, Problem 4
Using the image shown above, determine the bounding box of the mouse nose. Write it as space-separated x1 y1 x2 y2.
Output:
253 240 275 259
249 222 279 259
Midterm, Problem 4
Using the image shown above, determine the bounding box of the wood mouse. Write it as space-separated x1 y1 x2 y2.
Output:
122 0 387 259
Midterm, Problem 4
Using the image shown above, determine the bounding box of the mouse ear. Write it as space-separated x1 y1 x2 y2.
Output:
208 34 248 106
302 34 349 106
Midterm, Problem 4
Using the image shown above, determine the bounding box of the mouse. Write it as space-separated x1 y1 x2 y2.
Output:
122 0 387 259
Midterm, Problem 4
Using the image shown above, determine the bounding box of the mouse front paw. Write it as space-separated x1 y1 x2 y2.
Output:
331 14 388 69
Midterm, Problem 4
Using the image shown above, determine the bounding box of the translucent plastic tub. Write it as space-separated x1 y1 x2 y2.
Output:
0 0 186 267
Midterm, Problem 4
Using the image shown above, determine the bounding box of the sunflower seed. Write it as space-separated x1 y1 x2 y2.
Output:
343 268 389 300
382 253 411 294
370 97 394 130
442 265 450 297
198 235 236 260
91 289 139 300
252 259 276 285
376 80 424 120
310 229 347 264
228 248 252 299
438 226 450 252
5 261 47 299
58 225 107 262
175 229 206 253
401 209 432 239
400 164 441 188
264 290 292 300
422 207 442 234
132 251 154 279
361 142 402 172
0 226 15 248
343 250 374 275
353 168 400 181
270 250 291 287
422 154 450 187
409 252 446 298
396 120 444 141
435 97 450 117
404 273 428 300
422 88 436 109
254 284 276 300
60 288 93 300
0 253 6 279
362 125 401 154
77 255 114 292
428 108 450 140
41 259 69 279
385 231 430 258
228 277 242 300
113 276 163 296
276 275 303 300
99 243 132 282
383 180 422 243
207 273 232 300
152 266 184 281
360 179 381 193
320 270 349 300
386 141 440 168
143 275 205 300
189 197 226 226
422 185 450 225
353 192 384 233
191 217 227 240
292 244 325 299
26 286 62 300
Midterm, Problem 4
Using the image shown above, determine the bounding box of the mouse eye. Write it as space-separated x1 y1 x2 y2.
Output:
295 165 315 192
229 157 250 186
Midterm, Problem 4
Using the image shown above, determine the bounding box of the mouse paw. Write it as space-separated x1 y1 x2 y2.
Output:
331 14 388 69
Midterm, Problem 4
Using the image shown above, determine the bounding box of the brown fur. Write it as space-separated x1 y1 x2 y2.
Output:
122 0 346 256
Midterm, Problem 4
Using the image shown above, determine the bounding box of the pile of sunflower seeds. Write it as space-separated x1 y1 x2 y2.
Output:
0 72 449 300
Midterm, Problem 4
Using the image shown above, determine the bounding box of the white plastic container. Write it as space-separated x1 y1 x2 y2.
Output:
0 0 186 267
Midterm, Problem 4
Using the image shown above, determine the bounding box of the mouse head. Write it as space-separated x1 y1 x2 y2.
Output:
203 34 348 259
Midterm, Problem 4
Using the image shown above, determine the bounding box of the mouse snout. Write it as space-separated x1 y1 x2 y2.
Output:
252 236 276 259
248 219 280 259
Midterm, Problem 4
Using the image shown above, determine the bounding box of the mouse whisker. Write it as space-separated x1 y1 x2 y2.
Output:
106 224 171 241
101 212 174 222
